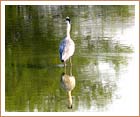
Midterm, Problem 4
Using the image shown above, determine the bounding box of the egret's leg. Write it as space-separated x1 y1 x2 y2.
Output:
70 57 72 66
64 61 66 73
70 65 72 76
64 65 66 73
64 61 66 67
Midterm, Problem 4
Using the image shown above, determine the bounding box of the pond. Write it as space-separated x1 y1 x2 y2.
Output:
5 5 138 113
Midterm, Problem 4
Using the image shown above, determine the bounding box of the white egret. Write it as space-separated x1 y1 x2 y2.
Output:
59 17 75 66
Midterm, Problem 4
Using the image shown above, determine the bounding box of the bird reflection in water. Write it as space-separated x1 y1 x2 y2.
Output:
60 66 76 109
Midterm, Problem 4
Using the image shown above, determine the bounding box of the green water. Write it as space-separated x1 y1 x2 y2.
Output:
5 5 135 112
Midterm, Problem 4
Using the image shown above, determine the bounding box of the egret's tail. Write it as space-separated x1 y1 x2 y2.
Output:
61 60 64 62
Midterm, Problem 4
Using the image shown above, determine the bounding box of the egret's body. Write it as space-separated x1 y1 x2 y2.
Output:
59 17 75 66
61 73 75 108
61 74 75 92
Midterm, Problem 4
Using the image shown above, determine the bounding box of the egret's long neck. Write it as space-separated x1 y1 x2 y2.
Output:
66 22 71 38
68 91 72 108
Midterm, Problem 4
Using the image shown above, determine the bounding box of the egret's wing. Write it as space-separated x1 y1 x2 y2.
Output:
62 40 70 61
59 38 66 60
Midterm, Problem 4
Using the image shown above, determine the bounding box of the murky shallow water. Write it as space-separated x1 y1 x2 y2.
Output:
5 5 138 113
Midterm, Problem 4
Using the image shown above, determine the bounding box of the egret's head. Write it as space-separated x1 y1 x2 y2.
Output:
66 16 71 24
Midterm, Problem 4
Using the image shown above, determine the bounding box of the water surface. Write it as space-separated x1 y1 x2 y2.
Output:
5 5 137 112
